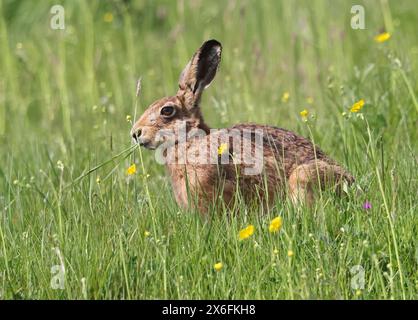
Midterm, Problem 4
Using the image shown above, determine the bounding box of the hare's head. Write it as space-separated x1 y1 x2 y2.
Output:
131 40 222 149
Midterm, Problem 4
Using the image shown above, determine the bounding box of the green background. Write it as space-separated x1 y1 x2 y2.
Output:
0 0 417 299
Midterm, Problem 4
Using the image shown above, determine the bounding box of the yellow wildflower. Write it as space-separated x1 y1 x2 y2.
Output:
374 32 391 43
273 248 279 255
126 115 132 122
269 216 283 233
214 262 223 272
144 231 151 237
239 225 255 240
350 99 365 113
96 177 101 184
287 250 294 257
300 109 309 117
281 91 290 103
126 164 137 175
217 143 228 156
355 289 362 296
103 12 114 23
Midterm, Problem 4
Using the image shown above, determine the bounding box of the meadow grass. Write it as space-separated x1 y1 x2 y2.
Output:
0 0 417 299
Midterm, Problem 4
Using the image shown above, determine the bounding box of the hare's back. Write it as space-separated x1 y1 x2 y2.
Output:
230 123 331 176
183 122 331 179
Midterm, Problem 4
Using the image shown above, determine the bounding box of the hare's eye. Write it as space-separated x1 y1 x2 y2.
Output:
160 106 176 118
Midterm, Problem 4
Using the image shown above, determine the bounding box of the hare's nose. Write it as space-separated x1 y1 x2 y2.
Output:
131 128 142 142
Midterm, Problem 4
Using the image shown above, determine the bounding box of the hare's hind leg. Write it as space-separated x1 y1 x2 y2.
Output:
288 160 351 206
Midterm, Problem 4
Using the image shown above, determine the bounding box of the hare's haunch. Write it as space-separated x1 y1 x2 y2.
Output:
131 40 354 213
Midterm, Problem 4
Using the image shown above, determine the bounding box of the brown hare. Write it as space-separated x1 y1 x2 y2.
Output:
131 40 354 213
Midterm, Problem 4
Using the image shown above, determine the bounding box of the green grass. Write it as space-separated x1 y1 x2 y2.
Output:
0 0 417 299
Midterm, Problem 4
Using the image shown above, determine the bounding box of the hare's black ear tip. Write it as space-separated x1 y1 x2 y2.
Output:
203 39 222 51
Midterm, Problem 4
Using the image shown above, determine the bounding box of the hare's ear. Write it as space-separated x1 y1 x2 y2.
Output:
178 39 222 108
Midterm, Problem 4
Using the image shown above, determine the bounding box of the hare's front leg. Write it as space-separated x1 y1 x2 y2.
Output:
288 160 350 206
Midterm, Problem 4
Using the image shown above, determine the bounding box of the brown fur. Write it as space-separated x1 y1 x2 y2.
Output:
131 40 354 214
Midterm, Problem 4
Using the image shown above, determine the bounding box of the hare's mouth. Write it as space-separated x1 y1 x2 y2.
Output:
139 141 156 150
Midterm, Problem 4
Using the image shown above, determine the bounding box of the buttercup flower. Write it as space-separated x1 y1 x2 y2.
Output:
350 99 365 113
281 92 290 103
300 109 309 117
374 32 391 43
126 164 137 175
287 250 294 257
269 216 283 233
103 12 114 23
214 262 223 272
239 225 255 240
217 143 228 156
144 231 151 237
